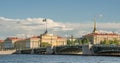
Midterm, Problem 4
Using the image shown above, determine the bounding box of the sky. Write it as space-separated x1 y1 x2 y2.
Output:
0 0 120 39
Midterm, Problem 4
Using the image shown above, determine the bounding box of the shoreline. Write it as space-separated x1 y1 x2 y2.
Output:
1 53 120 57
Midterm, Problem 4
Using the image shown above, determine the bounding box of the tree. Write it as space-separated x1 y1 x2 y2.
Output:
67 39 78 45
73 39 81 45
67 39 71 45
113 39 119 45
41 42 51 47
74 39 83 45
101 40 109 45
67 39 75 45
105 40 109 45
100 39 120 45
81 38 89 44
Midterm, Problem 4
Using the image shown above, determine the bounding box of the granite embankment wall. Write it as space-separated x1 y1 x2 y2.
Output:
0 50 16 55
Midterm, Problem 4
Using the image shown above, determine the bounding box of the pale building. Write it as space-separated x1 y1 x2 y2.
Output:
83 18 120 44
3 37 23 49
3 33 67 49
26 36 40 49
14 34 67 49
83 33 120 44
15 36 40 49
15 39 26 50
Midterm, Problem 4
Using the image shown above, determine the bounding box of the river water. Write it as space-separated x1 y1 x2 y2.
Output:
0 54 120 63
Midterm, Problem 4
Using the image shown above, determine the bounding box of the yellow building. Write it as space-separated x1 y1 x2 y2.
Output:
4 33 67 49
83 33 120 44
40 34 67 47
56 36 67 46
83 18 120 44
14 33 67 49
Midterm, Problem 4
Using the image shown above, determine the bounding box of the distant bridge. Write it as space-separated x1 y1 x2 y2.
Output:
54 45 83 54
16 45 120 55
16 47 47 54
16 45 83 54
92 45 120 55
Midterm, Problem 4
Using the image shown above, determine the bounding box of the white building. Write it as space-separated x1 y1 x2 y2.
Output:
3 37 23 49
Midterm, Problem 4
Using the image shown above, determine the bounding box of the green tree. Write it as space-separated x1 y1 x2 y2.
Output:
101 39 120 45
41 42 51 47
105 40 109 45
109 40 114 44
113 39 119 45
74 39 81 45
67 39 71 45
67 39 75 45
74 39 83 45
100 40 105 44
81 38 89 44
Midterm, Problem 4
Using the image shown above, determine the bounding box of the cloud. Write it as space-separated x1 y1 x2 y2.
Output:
0 17 120 39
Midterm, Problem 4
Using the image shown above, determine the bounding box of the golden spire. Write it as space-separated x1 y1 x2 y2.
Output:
93 16 97 33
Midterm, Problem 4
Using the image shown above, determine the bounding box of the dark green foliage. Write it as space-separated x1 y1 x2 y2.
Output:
67 38 89 45
41 42 51 47
100 39 120 45
81 38 89 44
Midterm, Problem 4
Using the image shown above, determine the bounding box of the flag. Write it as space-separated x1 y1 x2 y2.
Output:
43 18 47 22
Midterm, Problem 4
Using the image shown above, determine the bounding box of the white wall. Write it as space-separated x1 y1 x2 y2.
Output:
4 41 14 49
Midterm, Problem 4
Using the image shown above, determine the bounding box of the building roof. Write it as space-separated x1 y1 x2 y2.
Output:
84 33 119 36
57 36 64 39
6 37 24 41
31 36 40 38
0 40 4 42
27 36 40 40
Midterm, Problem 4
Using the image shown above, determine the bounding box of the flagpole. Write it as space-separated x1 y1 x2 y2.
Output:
46 19 47 32
43 18 47 34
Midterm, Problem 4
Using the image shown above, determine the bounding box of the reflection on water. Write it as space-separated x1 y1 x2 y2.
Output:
0 54 120 63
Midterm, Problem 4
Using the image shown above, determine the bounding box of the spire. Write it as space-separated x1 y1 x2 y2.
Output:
93 16 97 33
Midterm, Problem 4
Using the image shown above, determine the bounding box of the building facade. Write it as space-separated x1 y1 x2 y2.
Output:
2 33 67 49
14 34 67 49
40 34 67 47
0 40 4 50
83 17 120 44
26 36 40 49
15 39 26 50
15 36 40 49
3 37 23 49
83 33 120 44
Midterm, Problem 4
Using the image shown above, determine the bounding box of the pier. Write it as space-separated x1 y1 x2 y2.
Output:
14 44 120 56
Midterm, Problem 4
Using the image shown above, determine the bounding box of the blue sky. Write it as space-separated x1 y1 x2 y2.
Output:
0 0 120 39
0 0 120 23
